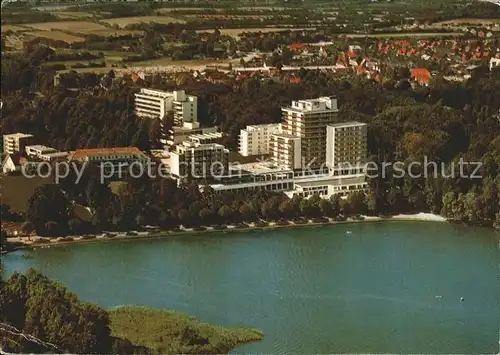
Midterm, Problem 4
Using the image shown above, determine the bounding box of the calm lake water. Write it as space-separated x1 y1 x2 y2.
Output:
2 222 499 354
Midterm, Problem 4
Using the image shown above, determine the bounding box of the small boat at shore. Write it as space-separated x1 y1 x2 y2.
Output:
346 231 352 234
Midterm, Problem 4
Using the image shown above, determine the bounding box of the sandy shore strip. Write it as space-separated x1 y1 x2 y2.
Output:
391 213 447 222
5 213 447 251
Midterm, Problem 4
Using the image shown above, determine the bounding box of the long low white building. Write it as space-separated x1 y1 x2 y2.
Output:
204 161 367 199
25 145 70 162
288 171 367 198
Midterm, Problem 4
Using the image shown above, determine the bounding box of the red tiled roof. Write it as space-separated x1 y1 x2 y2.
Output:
236 72 251 80
130 73 141 82
336 52 348 67
69 147 146 160
410 68 431 85
288 43 305 51
346 50 356 58
356 66 368 75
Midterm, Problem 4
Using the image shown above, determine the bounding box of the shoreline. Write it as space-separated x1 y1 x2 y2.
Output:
4 213 447 253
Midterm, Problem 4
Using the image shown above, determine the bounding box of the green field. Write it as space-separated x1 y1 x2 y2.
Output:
1 175 53 213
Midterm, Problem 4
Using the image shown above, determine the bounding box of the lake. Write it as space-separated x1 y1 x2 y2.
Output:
2 222 499 354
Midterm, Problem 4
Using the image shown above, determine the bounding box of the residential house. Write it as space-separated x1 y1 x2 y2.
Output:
410 68 431 86
288 43 306 52
1 153 26 174
204 70 232 84
490 57 500 71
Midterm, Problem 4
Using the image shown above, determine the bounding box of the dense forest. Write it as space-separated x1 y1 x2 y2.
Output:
0 269 143 353
1 44 499 234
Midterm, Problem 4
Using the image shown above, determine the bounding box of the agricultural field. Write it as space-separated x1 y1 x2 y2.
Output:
53 11 96 20
238 6 287 10
344 32 465 38
1 25 30 33
86 29 142 37
121 57 235 71
185 14 282 20
100 16 187 28
25 30 86 43
23 20 108 32
432 18 500 31
432 18 500 26
196 27 316 38
157 7 216 12
2 20 143 48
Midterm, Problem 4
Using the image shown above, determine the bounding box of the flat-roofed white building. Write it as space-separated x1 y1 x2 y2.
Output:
206 162 295 194
203 160 367 199
170 141 229 182
134 88 197 124
287 171 367 199
41 151 70 162
168 125 218 147
25 145 57 158
3 133 34 155
25 145 70 162
134 88 171 119
238 123 281 156
188 132 223 145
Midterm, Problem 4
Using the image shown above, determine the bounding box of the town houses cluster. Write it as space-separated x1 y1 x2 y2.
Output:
118 37 500 88
2 88 368 200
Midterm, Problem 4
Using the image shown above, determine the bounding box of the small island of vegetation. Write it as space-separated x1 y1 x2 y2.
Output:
0 269 263 354
110 306 263 354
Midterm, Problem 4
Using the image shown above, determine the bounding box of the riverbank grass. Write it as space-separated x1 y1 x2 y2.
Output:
109 306 263 354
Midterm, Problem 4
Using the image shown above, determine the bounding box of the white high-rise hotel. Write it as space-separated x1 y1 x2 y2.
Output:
274 97 339 169
134 89 197 124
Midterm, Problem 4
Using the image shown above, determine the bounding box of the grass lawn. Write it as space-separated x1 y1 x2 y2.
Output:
0 175 92 223
0 175 53 213
110 181 127 195
109 306 263 354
